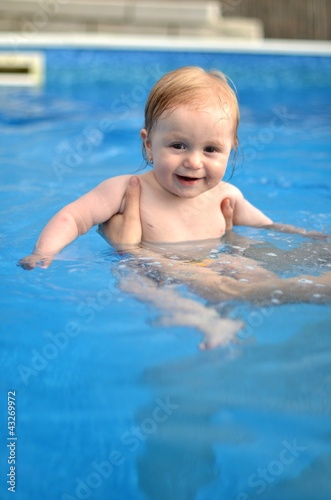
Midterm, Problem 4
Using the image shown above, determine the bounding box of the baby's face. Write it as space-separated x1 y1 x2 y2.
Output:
142 102 234 198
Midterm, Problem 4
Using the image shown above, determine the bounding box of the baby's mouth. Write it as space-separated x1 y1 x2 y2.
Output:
176 174 201 183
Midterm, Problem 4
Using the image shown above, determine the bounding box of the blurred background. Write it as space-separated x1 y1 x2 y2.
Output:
0 0 330 41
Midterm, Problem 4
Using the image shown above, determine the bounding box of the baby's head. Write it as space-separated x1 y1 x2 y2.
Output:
142 66 239 163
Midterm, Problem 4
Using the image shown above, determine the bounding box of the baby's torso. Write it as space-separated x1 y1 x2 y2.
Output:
138 172 229 243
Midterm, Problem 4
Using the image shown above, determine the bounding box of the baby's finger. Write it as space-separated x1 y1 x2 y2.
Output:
17 258 35 271
37 256 53 268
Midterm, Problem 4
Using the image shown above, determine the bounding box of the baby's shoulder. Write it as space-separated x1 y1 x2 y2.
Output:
100 173 133 187
97 173 134 193
218 181 243 200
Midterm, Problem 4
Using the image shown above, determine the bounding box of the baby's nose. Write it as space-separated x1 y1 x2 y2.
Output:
184 151 202 169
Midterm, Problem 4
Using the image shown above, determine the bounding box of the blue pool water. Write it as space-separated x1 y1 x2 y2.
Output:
1 47 331 500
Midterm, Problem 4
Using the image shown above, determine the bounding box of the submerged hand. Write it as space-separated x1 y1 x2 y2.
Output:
101 176 142 250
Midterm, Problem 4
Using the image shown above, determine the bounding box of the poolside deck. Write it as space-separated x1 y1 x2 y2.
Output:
0 0 264 39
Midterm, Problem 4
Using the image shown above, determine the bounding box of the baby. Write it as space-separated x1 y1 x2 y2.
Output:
18 65 331 348
20 66 274 270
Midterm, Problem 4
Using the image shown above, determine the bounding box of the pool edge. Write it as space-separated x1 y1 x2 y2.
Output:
0 33 331 56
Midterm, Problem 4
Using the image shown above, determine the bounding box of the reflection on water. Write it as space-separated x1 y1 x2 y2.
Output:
104 232 331 498
134 316 331 499
142 231 331 279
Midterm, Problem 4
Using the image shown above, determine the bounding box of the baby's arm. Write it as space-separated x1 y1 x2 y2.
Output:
223 184 327 238
19 175 131 269
263 222 328 239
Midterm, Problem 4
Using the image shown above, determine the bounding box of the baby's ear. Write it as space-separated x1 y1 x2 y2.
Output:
140 128 148 142
140 128 152 153
140 128 148 141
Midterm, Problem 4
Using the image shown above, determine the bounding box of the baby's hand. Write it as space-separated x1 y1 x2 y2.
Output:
18 253 53 270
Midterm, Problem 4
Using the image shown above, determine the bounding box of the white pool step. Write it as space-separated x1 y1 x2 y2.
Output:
0 1 263 39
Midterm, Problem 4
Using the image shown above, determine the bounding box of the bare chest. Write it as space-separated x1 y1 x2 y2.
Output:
140 191 226 243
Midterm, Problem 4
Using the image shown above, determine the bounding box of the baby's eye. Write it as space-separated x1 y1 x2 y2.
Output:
171 143 185 150
205 146 218 153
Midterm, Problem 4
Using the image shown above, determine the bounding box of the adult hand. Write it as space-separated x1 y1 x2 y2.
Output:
100 176 142 250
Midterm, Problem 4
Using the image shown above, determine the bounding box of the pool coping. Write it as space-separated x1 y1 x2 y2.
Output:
0 33 330 56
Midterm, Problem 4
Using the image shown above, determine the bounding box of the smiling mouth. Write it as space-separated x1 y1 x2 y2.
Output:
176 174 201 182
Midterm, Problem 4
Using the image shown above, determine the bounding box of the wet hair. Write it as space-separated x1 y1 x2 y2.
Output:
142 66 240 164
